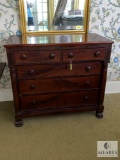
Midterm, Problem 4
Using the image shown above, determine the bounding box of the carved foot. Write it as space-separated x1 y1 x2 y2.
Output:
96 112 103 119
15 118 23 127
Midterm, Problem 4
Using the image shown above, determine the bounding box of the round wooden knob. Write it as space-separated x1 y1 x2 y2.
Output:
20 54 27 60
84 96 89 101
49 53 55 59
30 85 36 90
86 66 92 71
68 53 74 58
95 51 100 57
32 100 37 104
85 81 90 86
28 70 35 75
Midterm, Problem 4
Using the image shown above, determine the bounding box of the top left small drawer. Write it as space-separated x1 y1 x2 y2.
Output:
14 50 61 64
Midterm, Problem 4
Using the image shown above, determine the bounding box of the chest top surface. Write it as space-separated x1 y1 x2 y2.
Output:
4 33 113 47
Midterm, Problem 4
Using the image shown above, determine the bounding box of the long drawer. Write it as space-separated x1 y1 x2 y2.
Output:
20 90 99 110
17 62 102 79
19 76 100 94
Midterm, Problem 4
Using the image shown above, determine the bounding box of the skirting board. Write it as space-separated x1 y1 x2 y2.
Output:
0 81 120 102
0 89 13 102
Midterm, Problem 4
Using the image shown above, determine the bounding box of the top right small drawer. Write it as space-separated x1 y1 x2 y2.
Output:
63 48 105 62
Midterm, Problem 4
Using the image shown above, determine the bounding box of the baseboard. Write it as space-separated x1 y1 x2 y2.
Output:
105 81 120 94
0 89 13 102
0 81 120 102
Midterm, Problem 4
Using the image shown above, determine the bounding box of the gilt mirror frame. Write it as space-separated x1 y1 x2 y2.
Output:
19 0 90 36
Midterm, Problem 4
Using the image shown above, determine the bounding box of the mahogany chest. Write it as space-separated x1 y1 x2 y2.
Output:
4 34 113 126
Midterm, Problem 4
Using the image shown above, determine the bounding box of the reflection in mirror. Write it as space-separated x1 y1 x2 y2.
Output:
24 0 85 32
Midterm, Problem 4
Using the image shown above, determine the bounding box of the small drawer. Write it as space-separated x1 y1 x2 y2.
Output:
17 62 102 79
14 50 61 64
63 48 105 61
20 90 99 110
19 76 100 94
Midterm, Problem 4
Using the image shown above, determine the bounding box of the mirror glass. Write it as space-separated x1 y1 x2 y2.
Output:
23 0 86 32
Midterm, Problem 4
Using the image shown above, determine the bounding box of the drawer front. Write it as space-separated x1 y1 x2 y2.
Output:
20 90 99 110
63 48 105 61
19 76 100 94
17 62 102 79
14 50 61 63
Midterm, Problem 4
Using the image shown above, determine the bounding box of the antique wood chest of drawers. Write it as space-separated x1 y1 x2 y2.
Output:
4 34 113 126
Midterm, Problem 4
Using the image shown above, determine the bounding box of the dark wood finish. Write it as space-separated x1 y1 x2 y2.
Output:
0 63 6 78
16 62 102 79
4 33 113 127
18 76 100 94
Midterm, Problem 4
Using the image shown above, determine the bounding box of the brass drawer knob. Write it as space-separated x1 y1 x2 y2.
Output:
68 53 74 58
86 66 92 71
28 70 35 75
20 54 27 60
49 53 55 59
95 51 100 57
30 85 36 89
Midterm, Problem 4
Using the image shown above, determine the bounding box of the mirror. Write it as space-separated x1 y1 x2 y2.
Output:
19 0 90 34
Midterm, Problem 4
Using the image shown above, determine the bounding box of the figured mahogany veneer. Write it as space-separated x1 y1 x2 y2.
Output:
4 33 113 127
